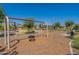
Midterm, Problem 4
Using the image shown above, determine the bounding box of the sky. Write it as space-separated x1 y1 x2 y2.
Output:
1 3 79 25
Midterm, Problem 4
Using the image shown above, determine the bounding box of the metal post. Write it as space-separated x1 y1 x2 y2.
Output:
6 16 10 49
3 18 7 46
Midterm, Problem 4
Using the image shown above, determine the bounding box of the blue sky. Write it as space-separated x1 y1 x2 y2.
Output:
1 3 79 25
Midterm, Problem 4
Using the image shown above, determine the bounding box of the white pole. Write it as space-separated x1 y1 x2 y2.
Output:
6 16 10 49
3 18 7 46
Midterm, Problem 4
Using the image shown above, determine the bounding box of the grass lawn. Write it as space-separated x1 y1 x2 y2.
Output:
72 37 79 49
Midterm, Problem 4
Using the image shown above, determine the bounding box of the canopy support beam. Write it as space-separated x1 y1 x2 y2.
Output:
4 18 7 46
6 16 10 49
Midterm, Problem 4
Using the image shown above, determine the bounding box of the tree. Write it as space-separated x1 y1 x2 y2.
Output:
0 6 5 31
23 18 35 32
0 6 15 31
53 22 61 30
0 6 5 23
65 20 74 27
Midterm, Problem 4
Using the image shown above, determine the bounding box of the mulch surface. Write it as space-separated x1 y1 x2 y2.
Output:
14 31 70 55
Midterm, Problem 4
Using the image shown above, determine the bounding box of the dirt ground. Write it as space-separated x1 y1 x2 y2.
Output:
14 31 70 55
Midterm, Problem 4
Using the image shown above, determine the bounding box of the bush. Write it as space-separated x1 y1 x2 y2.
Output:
25 30 36 34
31 30 36 33
73 24 79 32
72 37 79 49
0 24 15 31
0 24 3 31
9 25 15 30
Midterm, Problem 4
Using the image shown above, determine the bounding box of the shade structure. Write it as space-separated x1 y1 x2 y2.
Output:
3 16 49 49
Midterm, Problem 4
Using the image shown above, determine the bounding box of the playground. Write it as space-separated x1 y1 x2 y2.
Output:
0 15 79 55
0 16 79 55
0 4 79 55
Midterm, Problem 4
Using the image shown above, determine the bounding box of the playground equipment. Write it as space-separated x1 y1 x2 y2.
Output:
2 16 49 49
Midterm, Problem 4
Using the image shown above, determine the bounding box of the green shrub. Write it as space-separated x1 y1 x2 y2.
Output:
9 25 15 30
32 30 35 33
76 30 79 32
72 37 79 49
0 24 3 31
73 24 79 32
